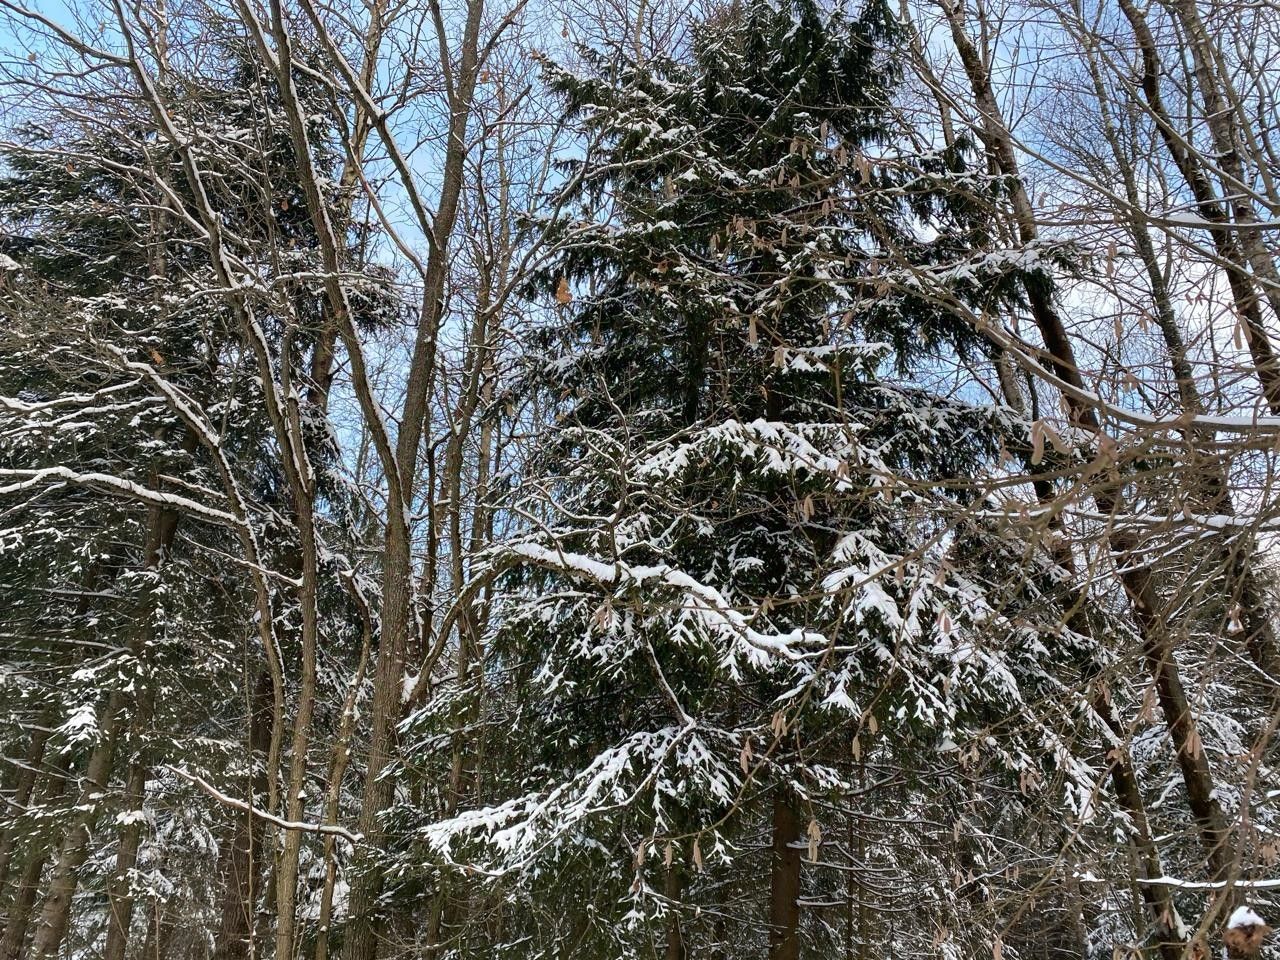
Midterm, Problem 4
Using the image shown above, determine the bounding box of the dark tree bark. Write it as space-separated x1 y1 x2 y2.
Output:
665 859 685 960
769 795 802 960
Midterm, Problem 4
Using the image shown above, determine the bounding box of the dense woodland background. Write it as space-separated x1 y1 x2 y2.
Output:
2 0 1280 956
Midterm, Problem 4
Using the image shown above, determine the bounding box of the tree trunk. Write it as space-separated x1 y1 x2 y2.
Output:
0 746 68 960
101 753 148 960
333 1 486 950
0 852 47 960
1162 0 1280 326
272 507 321 960
313 586 373 960
1096 702 1187 960
0 728 49 897
1130 587 1234 880
1083 42 1280 681
937 0 1239 895
769 795 801 960
28 494 182 960
27 694 125 960
213 669 274 960
340 534 411 960
137 895 176 960
1116 0 1280 413
664 859 685 960
253 0 482 951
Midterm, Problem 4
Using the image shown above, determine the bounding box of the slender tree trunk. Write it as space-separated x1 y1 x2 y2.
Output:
100 205 180 960
304 0 386 416
943 54 1197 953
242 0 465 950
1116 0 1280 413
423 610 478 959
27 694 125 959
27 446 186 960
0 854 47 960
101 543 173 960
255 17 384 945
272 506 321 960
937 1 1239 897
1130 587 1234 879
329 4 487 954
0 729 49 897
0 561 107 928
423 262 499 958
0 757 70 957
0 762 69 960
213 670 273 960
993 364 1190 957
1162 0 1280 326
341 530 410 960
137 895 176 960
769 795 801 960
1069 0 1280 683
313 584 373 960
664 860 685 960
101 749 148 960
1096 702 1188 960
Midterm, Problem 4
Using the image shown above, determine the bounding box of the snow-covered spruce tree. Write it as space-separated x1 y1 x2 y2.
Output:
408 2 1103 958
0 38 382 960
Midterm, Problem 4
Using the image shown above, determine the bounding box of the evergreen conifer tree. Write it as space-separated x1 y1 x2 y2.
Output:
413 2 1100 957
0 38 386 959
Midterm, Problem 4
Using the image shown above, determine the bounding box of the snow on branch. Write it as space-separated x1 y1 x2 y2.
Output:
169 767 362 845
0 467 242 528
504 540 826 666
419 723 710 875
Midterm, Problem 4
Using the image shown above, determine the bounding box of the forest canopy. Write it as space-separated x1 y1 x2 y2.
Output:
2 0 1280 957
